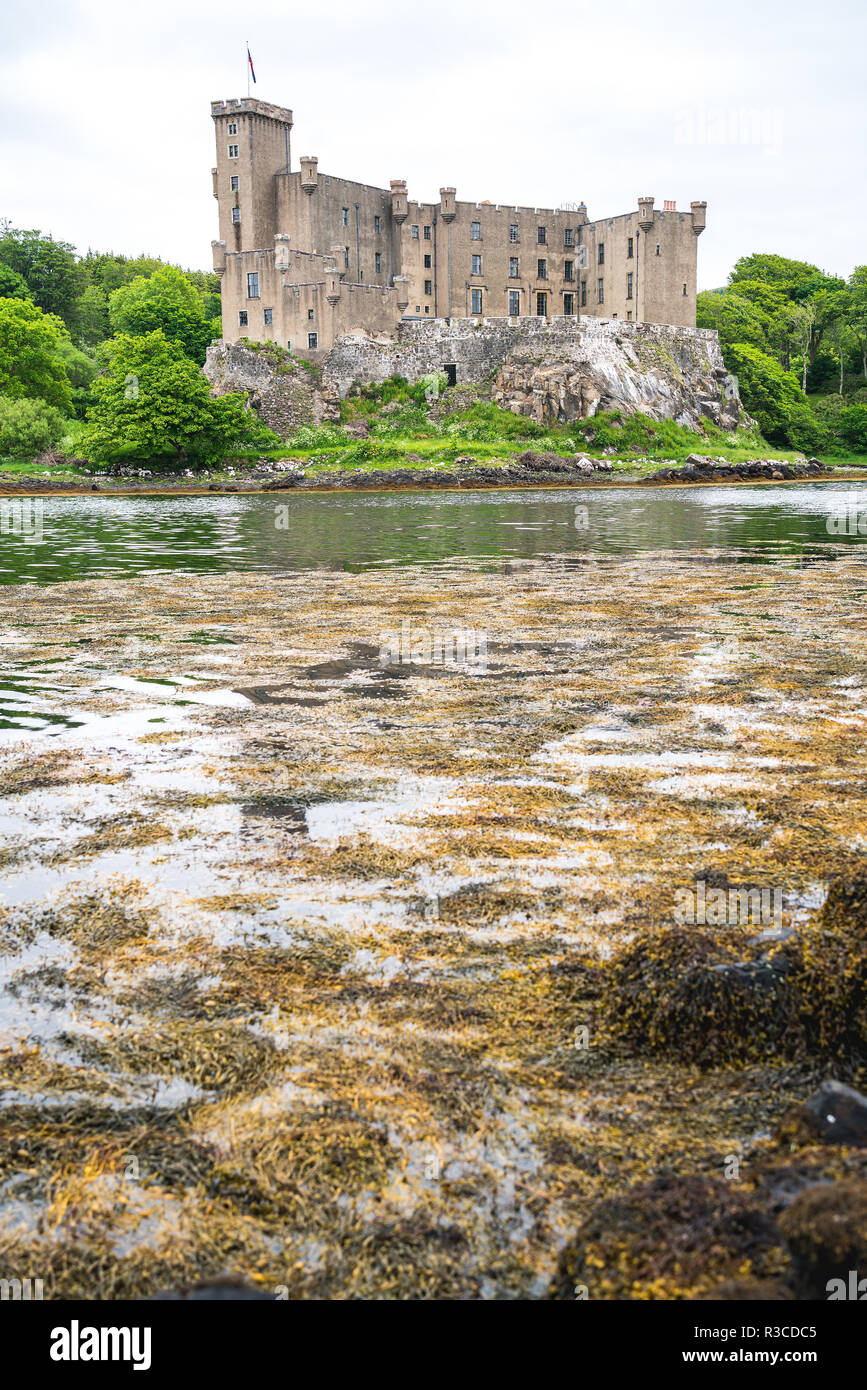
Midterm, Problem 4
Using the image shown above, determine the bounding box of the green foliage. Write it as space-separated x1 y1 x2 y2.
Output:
444 402 547 441
286 423 349 450
53 339 99 419
0 262 31 301
80 331 267 467
0 297 72 410
0 395 67 457
0 225 84 324
724 343 826 450
834 404 867 451
109 266 216 365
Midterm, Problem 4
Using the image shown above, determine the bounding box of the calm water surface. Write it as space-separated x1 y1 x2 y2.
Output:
2 482 867 585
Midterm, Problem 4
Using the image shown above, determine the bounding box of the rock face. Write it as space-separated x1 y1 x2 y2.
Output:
323 318 749 432
208 320 750 437
203 341 340 437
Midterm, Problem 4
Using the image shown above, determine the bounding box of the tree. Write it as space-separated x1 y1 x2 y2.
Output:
0 263 31 300
0 225 84 324
724 342 826 451
0 298 72 410
73 283 110 348
697 290 766 348
0 396 67 457
108 266 216 364
80 331 268 466
848 267 867 381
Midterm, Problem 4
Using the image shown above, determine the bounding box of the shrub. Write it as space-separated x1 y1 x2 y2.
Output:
0 395 67 457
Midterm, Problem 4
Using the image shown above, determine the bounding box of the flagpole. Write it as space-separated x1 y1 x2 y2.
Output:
246 40 250 98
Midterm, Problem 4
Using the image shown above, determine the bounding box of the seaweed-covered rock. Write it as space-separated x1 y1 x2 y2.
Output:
793 878 867 1065
601 925 798 1065
547 1175 783 1300
778 1181 867 1300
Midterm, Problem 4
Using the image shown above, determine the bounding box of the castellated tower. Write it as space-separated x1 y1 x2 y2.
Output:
211 99 293 254
210 97 707 358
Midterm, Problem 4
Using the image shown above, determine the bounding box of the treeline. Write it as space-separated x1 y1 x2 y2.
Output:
0 222 276 465
698 254 867 453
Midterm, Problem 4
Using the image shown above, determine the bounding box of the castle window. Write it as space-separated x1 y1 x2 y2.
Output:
425 305 430 313
344 247 350 269
238 310 248 326
227 122 238 135
598 243 604 265
564 227 574 247
246 272 259 298
564 292 575 315
656 244 660 255
597 278 604 304
471 288 482 314
536 291 547 316
683 283 687 295
308 309 314 320
627 236 634 258
424 254 431 268
471 221 481 239
509 290 520 315
231 207 241 224
228 144 239 159
411 225 419 238
230 176 239 192
424 279 432 296
564 260 574 281
374 215 382 234
509 224 519 242
509 257 519 278
626 273 633 299
287 340 291 351
423 225 431 240
537 226 547 244
264 307 273 325
581 280 587 307
342 208 350 226
375 252 382 274
472 254 482 275
627 310 632 321
537 258 547 279
308 332 318 349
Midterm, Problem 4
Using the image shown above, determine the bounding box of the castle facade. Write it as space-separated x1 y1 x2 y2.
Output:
211 98 707 359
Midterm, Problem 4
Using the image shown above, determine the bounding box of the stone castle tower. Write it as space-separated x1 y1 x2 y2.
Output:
211 97 707 358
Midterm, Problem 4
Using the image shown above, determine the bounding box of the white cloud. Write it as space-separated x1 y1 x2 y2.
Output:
2 0 864 286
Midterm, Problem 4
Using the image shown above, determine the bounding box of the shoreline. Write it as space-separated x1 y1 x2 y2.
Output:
2 467 866 499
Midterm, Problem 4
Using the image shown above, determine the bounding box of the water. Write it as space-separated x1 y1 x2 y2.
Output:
1 482 866 585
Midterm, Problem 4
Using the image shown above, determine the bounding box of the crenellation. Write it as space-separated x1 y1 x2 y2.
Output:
211 97 707 359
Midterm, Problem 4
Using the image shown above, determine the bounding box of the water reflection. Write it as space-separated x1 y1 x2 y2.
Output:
1 482 866 585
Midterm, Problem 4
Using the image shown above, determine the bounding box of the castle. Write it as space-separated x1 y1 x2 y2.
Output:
210 98 707 360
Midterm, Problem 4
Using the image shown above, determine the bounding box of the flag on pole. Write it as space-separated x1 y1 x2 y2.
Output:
247 44 257 84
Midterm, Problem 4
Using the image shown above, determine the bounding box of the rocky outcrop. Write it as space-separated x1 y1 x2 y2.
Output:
643 456 831 484
323 317 751 432
203 341 340 437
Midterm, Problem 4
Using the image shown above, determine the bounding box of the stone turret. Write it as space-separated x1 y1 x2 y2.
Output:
274 233 291 270
637 196 655 231
390 179 408 224
300 155 319 195
393 275 410 312
439 187 456 223
690 200 707 236
330 245 347 278
211 239 226 275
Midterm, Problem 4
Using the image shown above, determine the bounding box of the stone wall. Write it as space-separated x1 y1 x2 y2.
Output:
204 341 339 436
322 317 744 431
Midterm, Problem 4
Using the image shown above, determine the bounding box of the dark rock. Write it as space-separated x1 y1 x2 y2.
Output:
800 1080 867 1146
778 1181 867 1300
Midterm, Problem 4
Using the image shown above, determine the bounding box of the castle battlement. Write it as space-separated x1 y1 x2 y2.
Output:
210 97 707 361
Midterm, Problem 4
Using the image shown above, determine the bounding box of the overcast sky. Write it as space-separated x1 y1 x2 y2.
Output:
2 0 864 289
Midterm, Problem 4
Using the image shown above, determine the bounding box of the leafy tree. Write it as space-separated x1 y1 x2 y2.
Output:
848 267 867 380
54 338 98 418
0 298 72 410
80 331 270 466
74 283 110 348
724 342 826 451
0 225 84 324
0 395 67 457
0 263 31 301
697 290 766 348
108 266 216 364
